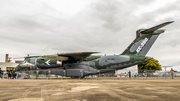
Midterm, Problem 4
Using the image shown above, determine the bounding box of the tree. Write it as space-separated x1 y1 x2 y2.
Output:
138 58 162 70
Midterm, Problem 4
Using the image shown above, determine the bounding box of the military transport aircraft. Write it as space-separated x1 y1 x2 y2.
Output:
15 21 174 77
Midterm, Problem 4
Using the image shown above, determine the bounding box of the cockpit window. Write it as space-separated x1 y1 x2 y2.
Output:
21 60 27 64
30 58 36 64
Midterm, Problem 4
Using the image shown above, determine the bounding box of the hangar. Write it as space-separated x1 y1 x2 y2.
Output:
0 54 19 71
116 65 138 77
0 62 18 71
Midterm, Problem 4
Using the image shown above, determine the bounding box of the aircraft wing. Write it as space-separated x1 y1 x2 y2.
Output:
57 52 100 60
43 52 99 61
140 21 174 34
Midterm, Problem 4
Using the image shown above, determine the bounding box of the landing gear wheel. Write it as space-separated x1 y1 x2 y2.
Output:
79 76 85 79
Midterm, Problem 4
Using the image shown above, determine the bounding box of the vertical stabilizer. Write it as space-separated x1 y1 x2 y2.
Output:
121 21 174 56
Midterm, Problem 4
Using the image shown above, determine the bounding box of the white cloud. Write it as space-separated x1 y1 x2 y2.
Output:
0 0 180 70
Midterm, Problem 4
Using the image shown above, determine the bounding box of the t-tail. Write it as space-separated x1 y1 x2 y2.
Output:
121 21 174 56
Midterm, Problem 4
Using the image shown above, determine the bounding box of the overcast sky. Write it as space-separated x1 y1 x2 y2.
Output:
0 0 180 71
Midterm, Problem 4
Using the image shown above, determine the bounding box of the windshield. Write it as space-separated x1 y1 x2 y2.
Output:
21 60 27 64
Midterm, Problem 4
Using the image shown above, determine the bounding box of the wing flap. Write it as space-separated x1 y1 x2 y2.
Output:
44 52 100 61
57 52 100 60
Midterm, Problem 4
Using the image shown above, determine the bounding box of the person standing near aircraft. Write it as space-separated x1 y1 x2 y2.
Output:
128 71 131 78
3 71 7 79
7 69 11 79
14 72 17 79
12 68 15 79
36 68 39 79
170 68 174 79
0 68 2 79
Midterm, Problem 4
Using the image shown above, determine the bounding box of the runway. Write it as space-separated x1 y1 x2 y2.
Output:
0 79 180 101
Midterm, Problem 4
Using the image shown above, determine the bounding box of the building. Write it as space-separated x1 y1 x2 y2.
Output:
0 62 19 71
116 65 138 77
0 54 19 71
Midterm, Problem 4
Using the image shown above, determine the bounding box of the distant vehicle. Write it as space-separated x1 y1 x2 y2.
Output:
15 21 173 78
117 74 128 77
153 71 170 76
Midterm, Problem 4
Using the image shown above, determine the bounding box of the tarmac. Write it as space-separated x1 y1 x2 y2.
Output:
0 78 180 101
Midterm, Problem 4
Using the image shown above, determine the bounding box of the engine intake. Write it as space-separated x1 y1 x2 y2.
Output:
57 60 62 67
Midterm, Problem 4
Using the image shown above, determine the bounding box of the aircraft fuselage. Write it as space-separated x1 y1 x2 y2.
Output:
15 55 151 77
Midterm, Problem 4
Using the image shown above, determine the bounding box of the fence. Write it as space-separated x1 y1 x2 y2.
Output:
3 69 177 80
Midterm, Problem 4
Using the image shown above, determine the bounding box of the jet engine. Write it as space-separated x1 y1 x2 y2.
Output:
36 58 63 68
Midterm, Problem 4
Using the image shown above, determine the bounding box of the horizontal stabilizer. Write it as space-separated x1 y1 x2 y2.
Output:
140 21 174 34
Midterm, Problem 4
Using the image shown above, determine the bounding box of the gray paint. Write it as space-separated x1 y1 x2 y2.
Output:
66 69 84 77
137 35 159 56
99 55 130 66
130 39 143 52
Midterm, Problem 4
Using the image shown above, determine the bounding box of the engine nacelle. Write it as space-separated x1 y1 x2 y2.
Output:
36 58 63 68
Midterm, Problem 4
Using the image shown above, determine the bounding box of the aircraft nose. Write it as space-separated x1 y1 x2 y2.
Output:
15 66 18 71
15 65 20 71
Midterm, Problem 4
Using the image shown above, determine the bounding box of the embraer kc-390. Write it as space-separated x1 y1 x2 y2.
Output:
15 21 174 77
